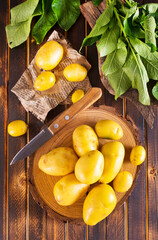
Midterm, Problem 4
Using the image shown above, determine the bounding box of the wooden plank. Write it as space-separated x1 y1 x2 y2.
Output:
126 101 146 240
0 0 9 239
146 106 158 240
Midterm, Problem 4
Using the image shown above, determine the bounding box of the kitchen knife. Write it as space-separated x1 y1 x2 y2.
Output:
10 87 102 165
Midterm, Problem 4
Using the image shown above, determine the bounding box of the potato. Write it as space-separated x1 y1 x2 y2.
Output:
75 150 104 184
35 40 64 70
130 145 146 165
73 125 99 157
71 89 84 103
38 147 78 176
53 173 89 206
100 141 125 183
83 184 117 225
113 171 133 192
63 63 87 82
95 120 123 140
8 120 27 137
34 71 56 91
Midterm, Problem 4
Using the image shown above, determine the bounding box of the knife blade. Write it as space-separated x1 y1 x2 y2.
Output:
10 87 102 165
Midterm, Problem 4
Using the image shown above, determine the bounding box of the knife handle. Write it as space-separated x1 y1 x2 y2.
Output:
48 87 102 134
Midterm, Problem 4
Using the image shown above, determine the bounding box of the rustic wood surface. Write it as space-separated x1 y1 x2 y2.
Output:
0 0 158 240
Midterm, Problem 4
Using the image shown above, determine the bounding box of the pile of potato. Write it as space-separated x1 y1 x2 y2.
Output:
38 120 146 226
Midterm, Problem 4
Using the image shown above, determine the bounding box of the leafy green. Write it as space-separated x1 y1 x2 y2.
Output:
142 4 158 14
123 52 150 105
152 82 158 100
141 57 158 80
102 39 127 75
108 68 132 99
124 17 145 38
92 0 103 7
10 0 39 24
144 15 157 51
96 23 120 57
52 0 80 31
32 0 57 44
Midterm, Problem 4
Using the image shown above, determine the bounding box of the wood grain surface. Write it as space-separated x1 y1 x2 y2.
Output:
0 0 158 239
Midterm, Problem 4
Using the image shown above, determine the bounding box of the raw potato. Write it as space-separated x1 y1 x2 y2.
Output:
53 173 89 206
100 141 125 183
8 120 27 137
75 150 104 184
63 63 87 82
73 125 99 157
83 184 117 225
71 89 85 103
35 40 64 70
130 145 146 165
113 171 133 192
38 147 78 176
95 120 123 140
34 71 56 91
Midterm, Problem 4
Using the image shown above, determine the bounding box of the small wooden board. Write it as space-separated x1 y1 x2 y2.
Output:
29 106 141 224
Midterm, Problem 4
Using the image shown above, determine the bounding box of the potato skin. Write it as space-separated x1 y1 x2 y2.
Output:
100 141 125 183
34 71 56 91
130 145 146 165
63 63 87 82
53 173 89 206
8 120 27 137
38 147 78 176
75 150 104 184
83 184 117 225
95 120 123 140
35 40 64 70
73 125 99 157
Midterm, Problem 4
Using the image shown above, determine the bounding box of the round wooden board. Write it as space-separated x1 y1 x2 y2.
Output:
29 106 141 224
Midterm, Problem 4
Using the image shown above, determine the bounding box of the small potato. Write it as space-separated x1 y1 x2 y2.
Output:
100 141 125 183
63 63 87 82
34 71 56 91
71 89 84 103
75 150 104 184
38 147 78 176
95 120 123 140
73 125 99 157
113 171 133 192
130 146 146 165
35 40 64 70
8 120 27 137
53 173 89 206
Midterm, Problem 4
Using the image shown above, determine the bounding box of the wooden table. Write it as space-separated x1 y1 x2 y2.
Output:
0 0 158 239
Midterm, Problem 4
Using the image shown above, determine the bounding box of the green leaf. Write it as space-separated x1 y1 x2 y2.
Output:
144 15 157 51
123 52 150 105
152 82 158 100
92 0 103 7
124 17 145 38
142 4 158 14
52 0 80 31
141 57 158 80
32 0 57 44
102 39 127 75
129 37 158 62
95 3 114 28
96 23 120 57
10 0 39 24
108 68 132 99
6 18 32 48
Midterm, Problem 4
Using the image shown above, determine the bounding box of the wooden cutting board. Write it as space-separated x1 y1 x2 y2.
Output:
29 106 141 224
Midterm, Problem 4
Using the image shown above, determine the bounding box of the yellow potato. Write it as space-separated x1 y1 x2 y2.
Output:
63 63 87 82
83 184 117 225
38 147 78 176
100 141 125 183
71 89 85 104
34 71 56 91
75 150 104 184
8 120 27 137
95 120 123 140
35 40 64 70
53 173 89 206
73 125 99 157
113 171 133 192
130 145 146 165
